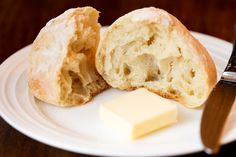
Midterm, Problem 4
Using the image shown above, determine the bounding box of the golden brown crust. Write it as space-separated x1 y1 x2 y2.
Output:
166 13 217 107
170 14 217 88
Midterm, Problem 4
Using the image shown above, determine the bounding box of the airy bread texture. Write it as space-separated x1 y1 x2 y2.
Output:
28 7 108 107
96 7 217 108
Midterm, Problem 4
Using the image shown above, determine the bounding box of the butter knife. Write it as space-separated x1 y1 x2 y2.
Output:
200 39 236 154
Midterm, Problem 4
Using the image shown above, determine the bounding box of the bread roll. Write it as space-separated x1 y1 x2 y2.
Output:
96 7 217 108
28 7 108 107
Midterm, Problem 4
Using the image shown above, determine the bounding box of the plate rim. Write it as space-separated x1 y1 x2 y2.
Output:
0 31 235 157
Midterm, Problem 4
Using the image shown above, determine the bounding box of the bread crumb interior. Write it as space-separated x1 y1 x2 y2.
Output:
59 11 103 105
102 20 208 105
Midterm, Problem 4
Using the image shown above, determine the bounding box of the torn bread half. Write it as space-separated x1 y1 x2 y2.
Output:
96 7 217 108
28 7 108 107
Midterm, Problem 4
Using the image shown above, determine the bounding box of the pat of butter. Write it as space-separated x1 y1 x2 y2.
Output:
99 88 178 139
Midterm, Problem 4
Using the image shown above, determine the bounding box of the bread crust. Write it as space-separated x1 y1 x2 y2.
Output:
167 11 217 107
96 7 217 108
28 7 108 107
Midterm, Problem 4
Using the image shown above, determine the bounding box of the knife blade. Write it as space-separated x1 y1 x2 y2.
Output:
200 39 236 154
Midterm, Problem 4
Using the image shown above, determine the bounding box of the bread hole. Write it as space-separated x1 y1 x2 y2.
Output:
147 35 155 46
169 61 174 72
177 46 183 58
145 73 158 82
69 71 87 96
145 75 153 82
168 88 176 95
145 68 160 82
167 76 173 82
190 69 195 78
159 58 174 74
132 53 156 65
177 47 182 55
189 90 194 96
167 86 180 97
116 68 120 74
123 64 131 76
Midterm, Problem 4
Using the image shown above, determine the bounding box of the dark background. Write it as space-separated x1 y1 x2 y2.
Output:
0 0 236 156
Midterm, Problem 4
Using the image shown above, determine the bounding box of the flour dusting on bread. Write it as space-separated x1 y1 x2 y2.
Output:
28 7 108 107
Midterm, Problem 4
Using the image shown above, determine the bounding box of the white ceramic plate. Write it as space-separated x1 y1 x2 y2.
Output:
0 28 236 157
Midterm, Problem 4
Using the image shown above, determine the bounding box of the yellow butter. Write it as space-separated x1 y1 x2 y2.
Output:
99 88 178 139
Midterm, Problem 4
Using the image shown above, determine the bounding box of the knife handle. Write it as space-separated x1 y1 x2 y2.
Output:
222 40 236 83
225 39 236 71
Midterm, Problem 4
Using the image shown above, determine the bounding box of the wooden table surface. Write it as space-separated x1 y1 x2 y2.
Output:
0 0 236 156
